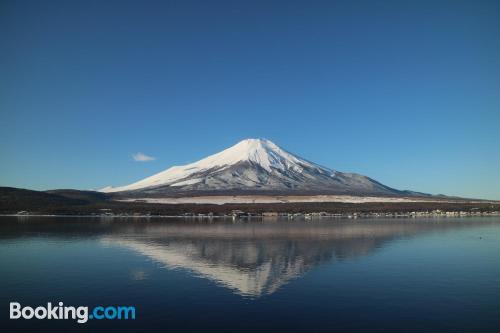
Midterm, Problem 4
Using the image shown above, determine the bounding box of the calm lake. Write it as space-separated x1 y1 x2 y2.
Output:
1 216 499 332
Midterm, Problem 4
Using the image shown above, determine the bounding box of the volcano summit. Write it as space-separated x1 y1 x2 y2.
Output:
100 139 424 198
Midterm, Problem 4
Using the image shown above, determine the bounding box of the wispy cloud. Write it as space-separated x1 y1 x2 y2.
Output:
132 152 156 162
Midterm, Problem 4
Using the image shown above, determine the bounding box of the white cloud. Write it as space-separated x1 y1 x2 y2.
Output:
132 152 156 162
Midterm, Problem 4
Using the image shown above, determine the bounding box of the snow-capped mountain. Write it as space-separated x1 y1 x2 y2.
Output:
101 138 416 196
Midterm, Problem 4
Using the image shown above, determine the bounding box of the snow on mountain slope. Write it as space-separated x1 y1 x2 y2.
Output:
102 139 331 192
100 138 410 196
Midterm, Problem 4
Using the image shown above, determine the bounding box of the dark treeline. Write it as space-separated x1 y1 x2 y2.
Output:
1 187 499 216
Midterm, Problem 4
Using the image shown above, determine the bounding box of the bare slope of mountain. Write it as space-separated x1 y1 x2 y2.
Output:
101 139 426 197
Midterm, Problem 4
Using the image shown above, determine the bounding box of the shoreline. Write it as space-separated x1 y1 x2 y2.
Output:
4 211 500 219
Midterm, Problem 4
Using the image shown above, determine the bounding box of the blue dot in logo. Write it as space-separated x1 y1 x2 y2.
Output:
89 314 93 319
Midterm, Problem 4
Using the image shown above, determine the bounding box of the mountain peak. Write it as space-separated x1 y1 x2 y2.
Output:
231 138 278 154
238 138 271 144
101 138 328 193
205 138 322 173
100 139 403 196
229 138 275 152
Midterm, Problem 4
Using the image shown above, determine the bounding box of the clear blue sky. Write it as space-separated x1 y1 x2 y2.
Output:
1 0 499 199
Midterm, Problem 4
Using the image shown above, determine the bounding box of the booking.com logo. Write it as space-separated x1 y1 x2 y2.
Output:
10 302 136 324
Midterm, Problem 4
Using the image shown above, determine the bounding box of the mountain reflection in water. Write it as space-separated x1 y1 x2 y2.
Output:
98 218 491 297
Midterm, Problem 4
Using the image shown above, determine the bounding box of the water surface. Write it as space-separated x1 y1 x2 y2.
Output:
1 216 499 332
